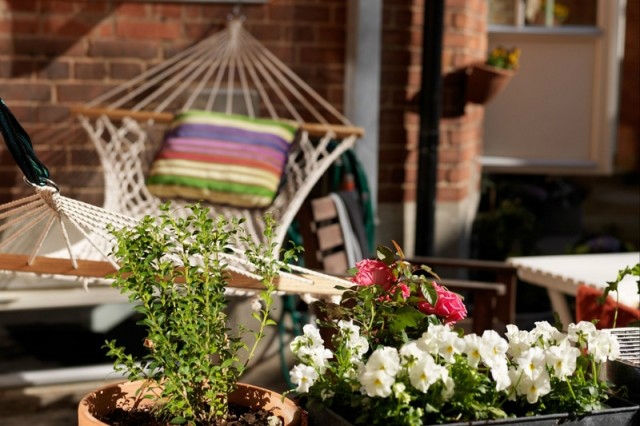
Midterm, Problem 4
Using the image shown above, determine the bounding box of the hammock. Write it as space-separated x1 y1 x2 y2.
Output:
71 17 363 253
0 16 360 305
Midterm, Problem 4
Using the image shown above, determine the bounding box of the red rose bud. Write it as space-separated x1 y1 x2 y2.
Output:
351 259 396 290
416 283 467 324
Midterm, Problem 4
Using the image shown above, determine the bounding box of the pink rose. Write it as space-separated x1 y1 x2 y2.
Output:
351 259 396 290
416 283 467 324
392 283 411 300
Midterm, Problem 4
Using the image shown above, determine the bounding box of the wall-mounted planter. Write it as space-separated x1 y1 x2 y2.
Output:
466 63 515 105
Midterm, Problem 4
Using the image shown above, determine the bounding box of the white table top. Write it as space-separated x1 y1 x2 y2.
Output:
508 252 639 309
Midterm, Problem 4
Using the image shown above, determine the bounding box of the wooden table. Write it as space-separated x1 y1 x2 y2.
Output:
508 252 639 327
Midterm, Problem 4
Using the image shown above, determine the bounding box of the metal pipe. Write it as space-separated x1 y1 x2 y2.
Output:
415 0 445 256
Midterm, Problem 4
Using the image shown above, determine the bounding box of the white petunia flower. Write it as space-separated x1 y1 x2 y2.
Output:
441 374 455 400
516 347 546 380
350 336 370 361
531 321 565 347
320 388 335 401
463 334 483 368
338 320 361 343
505 324 534 359
290 325 333 372
290 364 319 393
479 330 509 370
545 344 579 380
517 370 551 404
365 347 401 377
359 369 395 397
567 321 597 345
400 341 425 367
393 382 412 404
417 324 453 354
588 329 621 363
491 362 512 392
408 354 444 393
290 324 325 356
306 346 334 373
436 331 465 363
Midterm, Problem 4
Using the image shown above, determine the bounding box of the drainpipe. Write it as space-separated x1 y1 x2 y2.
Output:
414 0 445 256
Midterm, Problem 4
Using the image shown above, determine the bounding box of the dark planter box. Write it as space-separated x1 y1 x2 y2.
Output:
308 397 639 426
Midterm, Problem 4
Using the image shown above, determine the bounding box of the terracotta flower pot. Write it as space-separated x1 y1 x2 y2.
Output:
78 380 307 425
465 63 516 105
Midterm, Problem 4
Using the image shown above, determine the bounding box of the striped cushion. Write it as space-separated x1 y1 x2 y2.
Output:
147 110 298 208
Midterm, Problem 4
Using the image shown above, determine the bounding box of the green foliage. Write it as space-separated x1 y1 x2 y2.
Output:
105 203 294 425
486 46 521 70
598 263 640 328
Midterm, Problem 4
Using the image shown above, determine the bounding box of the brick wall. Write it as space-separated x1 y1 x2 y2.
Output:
379 0 486 207
0 0 347 205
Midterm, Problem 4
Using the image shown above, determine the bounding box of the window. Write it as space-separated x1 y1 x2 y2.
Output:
489 0 597 28
482 0 626 175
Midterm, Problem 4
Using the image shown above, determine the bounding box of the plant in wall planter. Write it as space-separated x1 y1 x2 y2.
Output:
289 243 638 425
598 263 640 403
466 46 521 105
77 203 306 425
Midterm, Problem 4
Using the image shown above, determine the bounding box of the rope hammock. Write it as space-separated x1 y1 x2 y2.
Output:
72 17 363 252
0 16 362 303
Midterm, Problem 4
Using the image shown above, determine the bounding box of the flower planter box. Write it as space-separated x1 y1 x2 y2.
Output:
308 398 639 426
607 359 640 403
466 63 515 105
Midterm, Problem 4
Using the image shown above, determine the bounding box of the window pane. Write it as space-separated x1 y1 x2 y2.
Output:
525 0 597 27
489 0 516 25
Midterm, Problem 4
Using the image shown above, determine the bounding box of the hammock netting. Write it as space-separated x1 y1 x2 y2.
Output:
0 17 361 298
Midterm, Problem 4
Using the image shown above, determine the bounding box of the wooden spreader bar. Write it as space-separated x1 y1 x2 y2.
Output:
0 253 345 297
72 106 365 139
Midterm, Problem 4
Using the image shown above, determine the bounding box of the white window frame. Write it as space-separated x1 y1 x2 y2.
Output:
481 0 627 175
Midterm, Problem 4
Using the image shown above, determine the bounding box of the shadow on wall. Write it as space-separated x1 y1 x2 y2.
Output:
4 0 113 77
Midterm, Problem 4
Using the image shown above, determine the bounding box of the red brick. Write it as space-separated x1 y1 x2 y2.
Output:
152 4 182 20
109 61 144 80
0 16 39 35
251 23 286 42
116 20 182 40
35 104 71 123
299 46 344 64
0 83 50 102
316 26 345 45
89 39 158 59
285 25 315 43
294 5 330 22
90 21 115 38
35 59 70 80
75 62 107 80
437 185 468 202
41 1 75 13
0 59 33 78
268 5 295 21
115 4 149 18
41 17 96 37
10 37 86 57
56 83 114 103
4 0 38 12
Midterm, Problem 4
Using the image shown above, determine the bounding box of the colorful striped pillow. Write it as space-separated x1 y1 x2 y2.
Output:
147 110 298 208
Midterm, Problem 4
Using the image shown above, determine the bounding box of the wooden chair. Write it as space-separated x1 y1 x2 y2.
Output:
296 195 518 334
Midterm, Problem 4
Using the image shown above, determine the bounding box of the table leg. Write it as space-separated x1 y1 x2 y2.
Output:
547 289 573 328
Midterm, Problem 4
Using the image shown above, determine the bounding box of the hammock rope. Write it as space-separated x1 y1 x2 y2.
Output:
0 98 50 187
0 17 363 299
